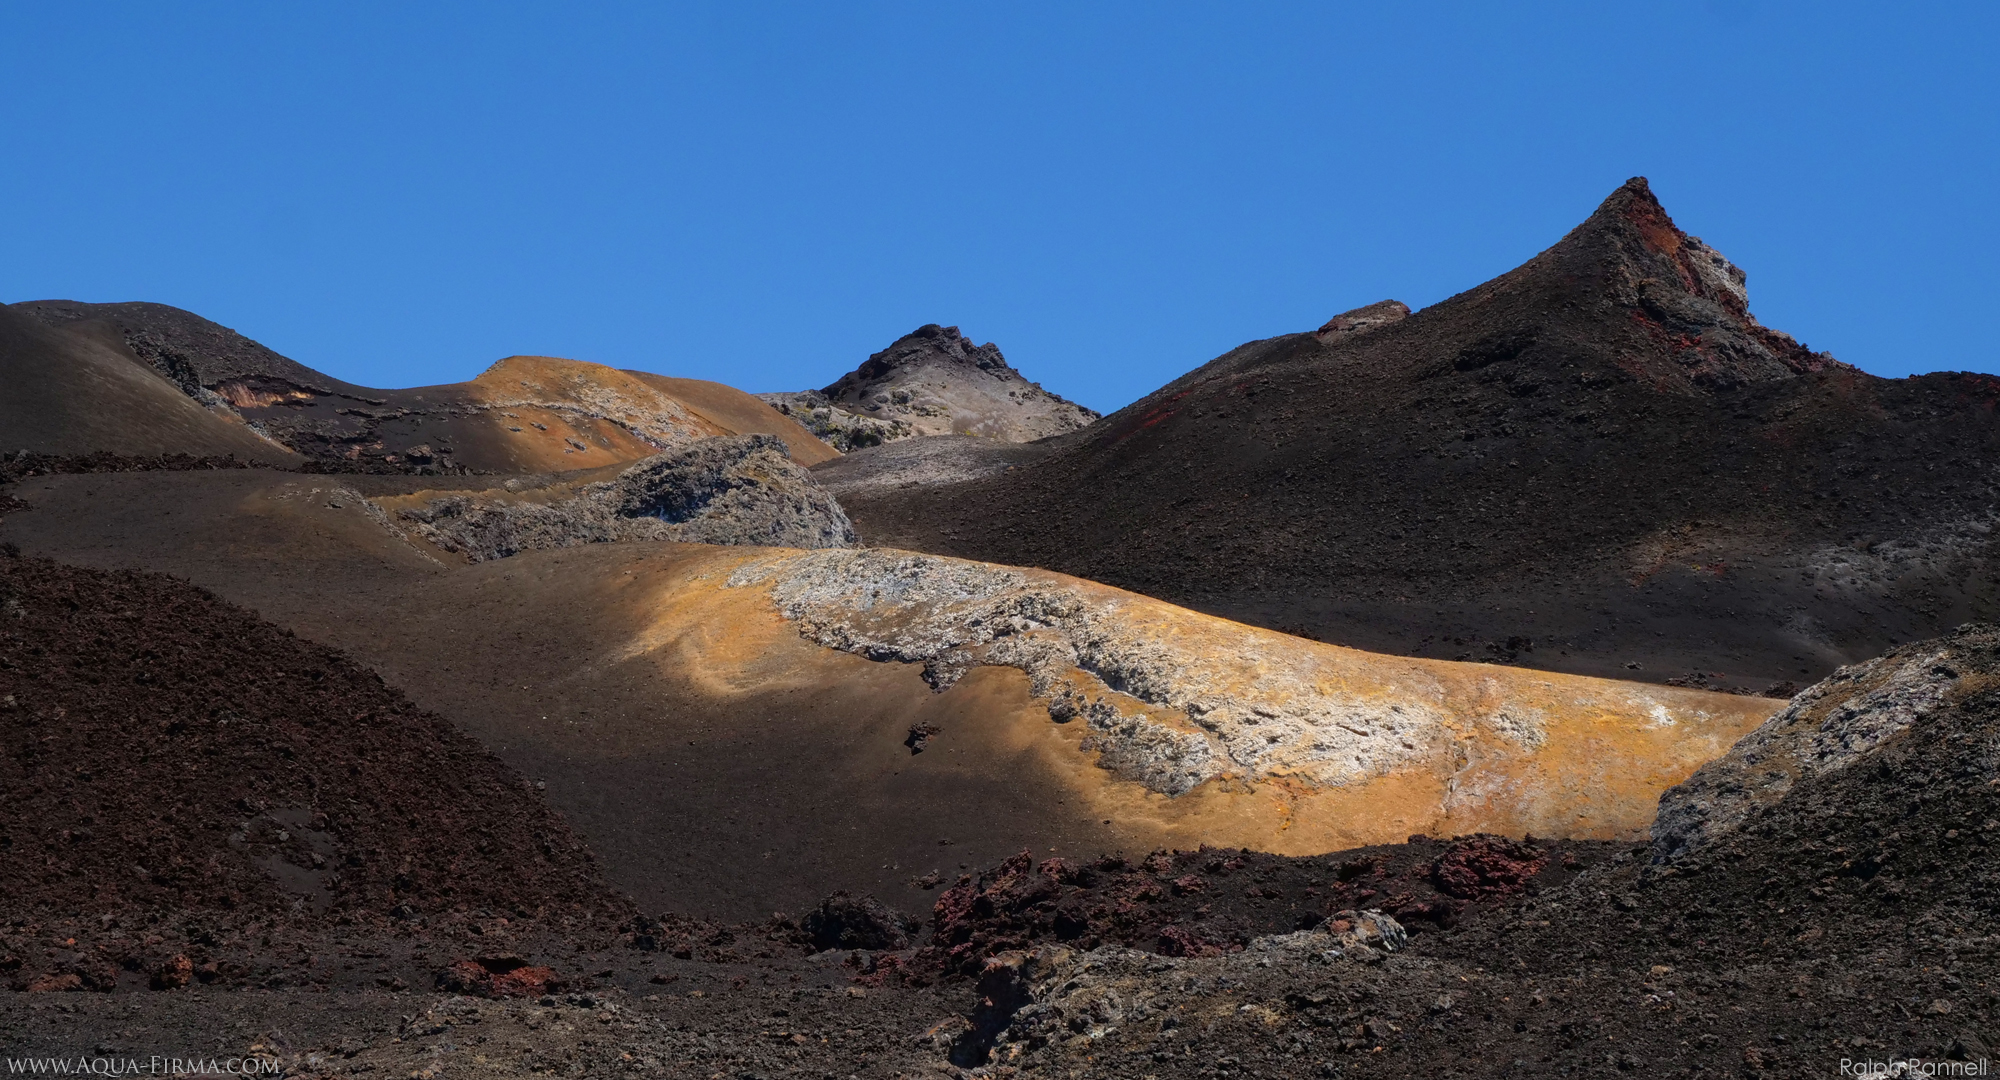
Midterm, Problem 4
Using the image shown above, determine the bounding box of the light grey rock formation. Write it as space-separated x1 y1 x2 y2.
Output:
759 389 911 452
959 915 1406 1065
390 434 856 560
725 549 1450 796
809 435 1053 499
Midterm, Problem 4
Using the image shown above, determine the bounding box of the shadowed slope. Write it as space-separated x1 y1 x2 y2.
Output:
0 549 619 924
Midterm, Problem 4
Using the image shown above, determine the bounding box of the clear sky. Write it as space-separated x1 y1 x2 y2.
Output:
2 3 1994 413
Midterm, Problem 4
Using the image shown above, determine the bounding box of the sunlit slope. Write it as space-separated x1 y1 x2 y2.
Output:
366 355 837 474
623 371 839 466
628 546 1779 850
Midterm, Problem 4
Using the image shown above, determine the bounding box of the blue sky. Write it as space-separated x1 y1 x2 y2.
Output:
1 3 1994 412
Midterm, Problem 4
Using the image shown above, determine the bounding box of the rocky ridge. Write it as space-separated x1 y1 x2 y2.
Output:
8 302 834 473
1651 623 1997 862
382 434 856 561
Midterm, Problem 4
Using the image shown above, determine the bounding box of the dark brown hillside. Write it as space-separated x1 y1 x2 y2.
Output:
835 179 2000 689
0 547 619 926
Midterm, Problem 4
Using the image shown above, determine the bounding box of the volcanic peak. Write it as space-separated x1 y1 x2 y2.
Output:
765 323 1099 448
826 323 1015 393
1517 176 1849 390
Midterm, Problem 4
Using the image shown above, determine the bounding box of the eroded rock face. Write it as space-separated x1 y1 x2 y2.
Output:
1652 625 1993 862
762 324 1097 449
388 434 856 560
760 389 912 452
728 548 1435 795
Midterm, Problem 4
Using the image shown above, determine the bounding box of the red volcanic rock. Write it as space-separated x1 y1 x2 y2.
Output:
904 837 1599 981
1429 835 1550 900
149 954 194 991
1155 925 1223 957
435 955 566 998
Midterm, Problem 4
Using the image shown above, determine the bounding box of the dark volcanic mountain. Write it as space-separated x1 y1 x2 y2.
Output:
762 323 1098 450
832 179 2000 690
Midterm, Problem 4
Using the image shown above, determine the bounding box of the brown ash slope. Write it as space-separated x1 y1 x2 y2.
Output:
837 179 2000 691
763 323 1098 450
9 300 836 473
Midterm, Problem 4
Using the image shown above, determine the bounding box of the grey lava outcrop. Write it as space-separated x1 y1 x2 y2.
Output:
389 434 857 560
1314 298 1411 342
762 324 1097 449
1651 623 1993 862
723 547 1768 808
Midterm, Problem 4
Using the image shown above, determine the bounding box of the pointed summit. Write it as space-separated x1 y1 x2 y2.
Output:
825 324 1015 391
1278 180 1841 395
1502 177 1846 389
1556 177 1754 317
